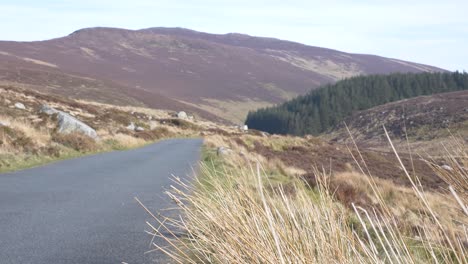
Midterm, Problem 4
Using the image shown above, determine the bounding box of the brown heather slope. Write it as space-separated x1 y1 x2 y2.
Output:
0 27 446 123
327 90 468 153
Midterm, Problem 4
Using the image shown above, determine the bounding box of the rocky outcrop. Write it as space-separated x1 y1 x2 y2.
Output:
40 105 97 138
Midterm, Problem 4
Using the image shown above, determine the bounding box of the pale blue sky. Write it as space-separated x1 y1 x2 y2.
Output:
1 0 466 71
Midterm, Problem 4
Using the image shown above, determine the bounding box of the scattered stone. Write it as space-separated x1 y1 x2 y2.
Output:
217 146 232 156
126 122 136 130
242 125 248 132
135 126 145 132
0 120 10 127
14 102 26 110
441 164 453 171
39 104 59 115
177 111 188 119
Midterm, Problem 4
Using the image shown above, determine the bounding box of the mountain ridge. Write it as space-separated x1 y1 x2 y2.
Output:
0 27 446 123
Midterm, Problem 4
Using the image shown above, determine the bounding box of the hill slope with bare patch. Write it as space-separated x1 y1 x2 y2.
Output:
0 27 445 123
328 90 468 152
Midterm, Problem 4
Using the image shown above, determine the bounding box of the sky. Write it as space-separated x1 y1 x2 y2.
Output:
0 0 467 71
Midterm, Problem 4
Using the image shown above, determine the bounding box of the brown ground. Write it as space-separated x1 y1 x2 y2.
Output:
236 136 445 191
328 90 468 154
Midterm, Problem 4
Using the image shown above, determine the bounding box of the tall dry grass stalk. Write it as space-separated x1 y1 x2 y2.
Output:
426 137 467 212
139 163 372 263
142 131 467 263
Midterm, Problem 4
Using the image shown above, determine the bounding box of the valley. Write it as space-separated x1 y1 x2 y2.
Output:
0 27 466 264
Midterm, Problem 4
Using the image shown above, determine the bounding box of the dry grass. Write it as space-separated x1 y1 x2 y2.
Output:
0 115 51 148
52 133 96 152
0 85 210 172
143 132 467 263
140 163 367 263
108 133 146 148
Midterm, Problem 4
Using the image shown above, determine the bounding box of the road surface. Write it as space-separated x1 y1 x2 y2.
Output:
0 138 203 264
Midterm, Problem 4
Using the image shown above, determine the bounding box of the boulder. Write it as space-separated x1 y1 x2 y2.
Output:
0 120 9 127
217 146 232 156
14 102 26 110
126 122 136 130
135 126 145 132
242 125 248 132
177 111 188 119
57 112 97 138
40 105 97 138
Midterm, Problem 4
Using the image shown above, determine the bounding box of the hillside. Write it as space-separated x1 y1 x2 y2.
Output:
327 90 468 151
0 84 230 172
246 72 468 135
0 27 445 123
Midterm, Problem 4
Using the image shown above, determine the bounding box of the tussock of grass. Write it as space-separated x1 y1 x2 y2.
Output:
52 133 97 152
141 163 367 263
144 132 467 263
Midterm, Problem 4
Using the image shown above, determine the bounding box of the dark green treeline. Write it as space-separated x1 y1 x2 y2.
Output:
245 71 468 135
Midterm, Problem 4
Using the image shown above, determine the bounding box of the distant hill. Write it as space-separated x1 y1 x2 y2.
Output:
0 27 445 123
245 72 468 135
327 90 468 152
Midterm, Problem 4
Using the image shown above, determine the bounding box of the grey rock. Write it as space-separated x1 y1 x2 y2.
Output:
177 111 188 119
0 120 10 127
57 112 97 138
39 104 59 115
241 125 248 131
135 126 145 132
14 102 26 110
217 146 232 156
126 122 136 130
40 104 97 138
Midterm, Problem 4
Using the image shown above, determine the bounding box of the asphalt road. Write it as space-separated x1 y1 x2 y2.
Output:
0 138 203 264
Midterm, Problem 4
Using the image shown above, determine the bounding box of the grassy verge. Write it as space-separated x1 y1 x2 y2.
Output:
0 137 153 173
144 134 467 263
0 125 200 173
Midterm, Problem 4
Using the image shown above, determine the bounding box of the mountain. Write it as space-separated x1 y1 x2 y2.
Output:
0 27 446 123
245 72 468 135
